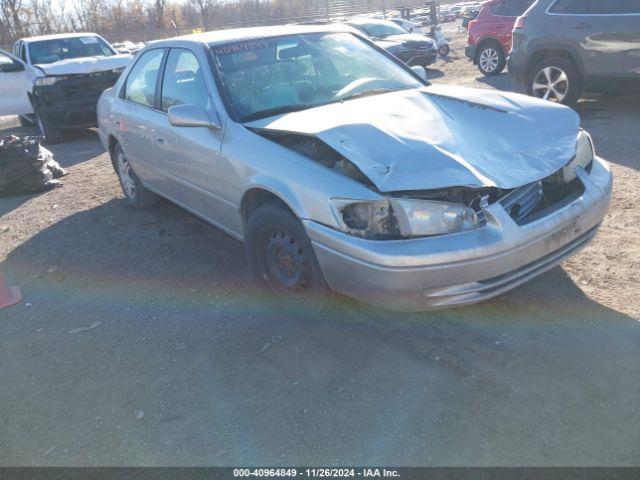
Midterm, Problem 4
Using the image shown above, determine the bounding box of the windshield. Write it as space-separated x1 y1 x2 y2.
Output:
212 32 422 122
29 36 115 65
355 21 409 38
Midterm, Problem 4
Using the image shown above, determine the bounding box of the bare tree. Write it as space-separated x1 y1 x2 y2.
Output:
193 0 220 28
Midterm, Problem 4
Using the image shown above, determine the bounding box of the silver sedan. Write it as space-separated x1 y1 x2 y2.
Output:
97 25 612 312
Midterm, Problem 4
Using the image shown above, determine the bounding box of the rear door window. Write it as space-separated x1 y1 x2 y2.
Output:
549 0 592 14
124 48 165 108
589 0 640 14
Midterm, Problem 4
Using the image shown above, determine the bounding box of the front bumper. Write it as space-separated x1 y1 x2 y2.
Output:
34 71 121 129
307 157 612 312
36 97 99 128
395 49 438 67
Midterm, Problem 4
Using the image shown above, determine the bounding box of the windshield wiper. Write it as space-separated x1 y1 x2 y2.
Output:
241 104 312 122
339 87 402 103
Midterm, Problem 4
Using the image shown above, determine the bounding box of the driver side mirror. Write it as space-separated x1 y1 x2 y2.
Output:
411 65 427 81
168 104 220 130
0 61 25 73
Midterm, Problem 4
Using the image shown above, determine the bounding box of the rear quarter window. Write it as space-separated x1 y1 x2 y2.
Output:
490 0 533 16
124 48 165 108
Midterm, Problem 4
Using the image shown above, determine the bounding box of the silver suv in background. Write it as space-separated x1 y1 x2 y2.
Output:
508 0 640 105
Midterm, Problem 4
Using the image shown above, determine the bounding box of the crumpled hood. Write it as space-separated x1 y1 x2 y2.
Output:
35 54 132 76
247 85 581 192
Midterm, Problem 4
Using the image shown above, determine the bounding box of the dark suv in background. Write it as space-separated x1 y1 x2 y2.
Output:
508 0 640 105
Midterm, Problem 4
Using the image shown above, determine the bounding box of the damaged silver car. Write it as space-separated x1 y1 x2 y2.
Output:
97 25 612 312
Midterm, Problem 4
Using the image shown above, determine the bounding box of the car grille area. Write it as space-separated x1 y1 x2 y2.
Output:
500 173 586 226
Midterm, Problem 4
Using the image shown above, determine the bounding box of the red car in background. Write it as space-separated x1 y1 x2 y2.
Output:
465 0 533 75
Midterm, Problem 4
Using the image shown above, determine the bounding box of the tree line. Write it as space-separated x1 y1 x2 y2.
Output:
1 0 410 47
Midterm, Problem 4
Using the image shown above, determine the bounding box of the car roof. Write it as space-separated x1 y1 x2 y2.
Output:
149 24 355 48
18 32 103 44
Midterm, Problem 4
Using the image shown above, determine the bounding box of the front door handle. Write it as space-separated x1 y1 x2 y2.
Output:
155 137 165 145
495 23 506 28
571 22 591 29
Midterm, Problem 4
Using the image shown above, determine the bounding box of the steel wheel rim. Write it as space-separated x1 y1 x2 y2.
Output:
116 151 136 199
532 66 569 103
479 48 499 72
257 226 312 303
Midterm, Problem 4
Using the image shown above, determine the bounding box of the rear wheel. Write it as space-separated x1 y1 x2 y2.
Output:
438 44 450 57
527 56 582 106
477 43 505 76
245 203 331 313
112 144 158 208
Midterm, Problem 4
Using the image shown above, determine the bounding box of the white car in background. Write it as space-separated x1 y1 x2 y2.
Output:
0 49 33 120
0 33 131 143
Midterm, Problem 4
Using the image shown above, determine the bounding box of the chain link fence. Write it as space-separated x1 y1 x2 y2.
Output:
106 0 441 44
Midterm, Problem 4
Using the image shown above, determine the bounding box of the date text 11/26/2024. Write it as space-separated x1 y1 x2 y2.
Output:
233 468 400 478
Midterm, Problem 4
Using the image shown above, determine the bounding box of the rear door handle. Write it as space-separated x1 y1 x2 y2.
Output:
495 23 506 28
155 137 165 145
571 22 591 29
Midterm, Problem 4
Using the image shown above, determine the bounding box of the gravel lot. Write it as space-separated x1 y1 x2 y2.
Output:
1 24 639 466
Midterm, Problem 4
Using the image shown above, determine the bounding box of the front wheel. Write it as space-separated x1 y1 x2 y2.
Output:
438 44 450 57
527 56 582 106
244 203 331 313
477 43 505 76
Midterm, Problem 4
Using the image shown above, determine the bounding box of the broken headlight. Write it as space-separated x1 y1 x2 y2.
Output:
35 76 69 86
562 130 594 183
330 198 480 239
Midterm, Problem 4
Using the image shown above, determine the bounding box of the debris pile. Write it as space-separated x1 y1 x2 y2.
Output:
0 135 67 196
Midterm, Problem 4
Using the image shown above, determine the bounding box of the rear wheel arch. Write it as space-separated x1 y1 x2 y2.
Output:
474 37 504 62
526 47 583 77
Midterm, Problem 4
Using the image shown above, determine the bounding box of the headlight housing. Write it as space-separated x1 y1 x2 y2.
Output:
34 76 68 86
562 130 594 183
330 197 480 239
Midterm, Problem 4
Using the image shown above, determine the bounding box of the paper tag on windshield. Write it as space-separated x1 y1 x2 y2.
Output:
79 37 99 44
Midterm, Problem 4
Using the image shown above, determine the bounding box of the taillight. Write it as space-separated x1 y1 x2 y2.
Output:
514 16 526 29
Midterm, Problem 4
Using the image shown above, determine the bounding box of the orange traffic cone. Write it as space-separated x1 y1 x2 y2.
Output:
0 272 21 309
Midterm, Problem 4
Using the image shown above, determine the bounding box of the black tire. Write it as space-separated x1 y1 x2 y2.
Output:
35 108 64 144
244 203 331 314
476 42 505 76
438 44 450 57
111 143 159 208
527 56 582 106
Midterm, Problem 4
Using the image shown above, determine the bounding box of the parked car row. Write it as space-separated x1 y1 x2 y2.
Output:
466 0 640 105
0 18 448 146
347 18 439 68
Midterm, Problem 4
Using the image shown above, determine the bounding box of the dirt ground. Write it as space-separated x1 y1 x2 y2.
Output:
1 23 639 466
